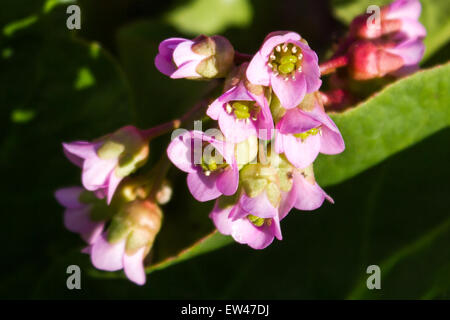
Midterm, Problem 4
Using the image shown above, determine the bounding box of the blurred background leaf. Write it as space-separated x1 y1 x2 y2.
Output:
166 0 253 36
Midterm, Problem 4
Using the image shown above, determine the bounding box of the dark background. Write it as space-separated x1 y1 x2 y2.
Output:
0 0 449 299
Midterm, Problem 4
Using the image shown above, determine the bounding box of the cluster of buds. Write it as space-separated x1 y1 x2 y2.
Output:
56 0 426 285
161 31 344 249
56 126 170 285
342 0 426 80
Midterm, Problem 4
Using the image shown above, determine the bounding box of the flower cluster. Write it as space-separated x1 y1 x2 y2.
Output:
161 31 344 249
56 0 426 285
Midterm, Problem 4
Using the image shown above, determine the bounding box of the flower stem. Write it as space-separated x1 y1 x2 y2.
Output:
234 51 253 64
319 56 349 75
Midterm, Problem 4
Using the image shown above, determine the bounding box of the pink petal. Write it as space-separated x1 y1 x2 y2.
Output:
238 192 278 219
278 108 321 134
123 247 147 286
218 109 256 143
170 60 201 79
82 156 117 192
293 171 333 211
398 18 426 40
319 126 345 155
90 233 125 272
167 132 197 173
54 187 84 209
187 170 222 202
278 187 298 220
106 172 123 204
260 31 302 57
270 72 307 109
283 134 321 169
216 163 239 196
172 40 199 66
209 201 234 235
63 141 97 167
246 52 271 86
81 222 105 245
386 0 421 20
230 218 275 250
386 38 425 66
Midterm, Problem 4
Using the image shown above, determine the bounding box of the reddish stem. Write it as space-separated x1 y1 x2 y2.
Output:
234 51 253 64
319 55 349 75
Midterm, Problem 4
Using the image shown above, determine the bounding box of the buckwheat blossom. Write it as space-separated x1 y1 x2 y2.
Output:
54 187 105 244
207 63 273 143
246 31 321 109
167 130 239 202
63 126 149 204
154 35 234 80
274 94 345 169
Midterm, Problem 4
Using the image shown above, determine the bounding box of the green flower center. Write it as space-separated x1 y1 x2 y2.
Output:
200 147 228 176
248 214 272 227
293 127 320 141
268 43 303 80
226 100 260 121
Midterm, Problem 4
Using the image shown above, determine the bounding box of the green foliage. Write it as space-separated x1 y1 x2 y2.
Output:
166 0 253 36
315 63 450 186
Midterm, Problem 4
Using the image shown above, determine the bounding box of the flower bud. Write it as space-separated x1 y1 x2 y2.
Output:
107 200 163 256
155 35 234 80
349 0 425 41
63 125 149 204
347 39 424 80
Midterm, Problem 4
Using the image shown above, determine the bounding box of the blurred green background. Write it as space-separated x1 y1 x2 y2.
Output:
0 0 449 299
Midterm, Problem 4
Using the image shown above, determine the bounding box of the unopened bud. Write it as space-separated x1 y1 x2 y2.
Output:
193 35 235 79
107 200 163 255
347 40 404 80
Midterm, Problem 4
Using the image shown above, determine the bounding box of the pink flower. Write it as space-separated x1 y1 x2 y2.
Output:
84 200 163 286
348 37 425 79
207 63 273 143
54 187 105 244
274 96 345 169
63 126 149 204
155 35 234 79
246 31 321 109
86 232 148 285
167 130 239 202
210 165 333 249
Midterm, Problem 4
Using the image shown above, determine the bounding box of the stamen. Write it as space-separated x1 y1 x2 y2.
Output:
276 45 281 52
292 47 297 54
226 104 232 114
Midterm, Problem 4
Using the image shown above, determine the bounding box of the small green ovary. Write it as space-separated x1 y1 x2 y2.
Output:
248 214 266 227
294 127 320 140
230 101 260 120
269 43 303 76
201 150 228 175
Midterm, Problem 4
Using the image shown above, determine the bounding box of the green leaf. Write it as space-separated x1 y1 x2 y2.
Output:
166 0 253 36
331 0 450 60
314 63 450 186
